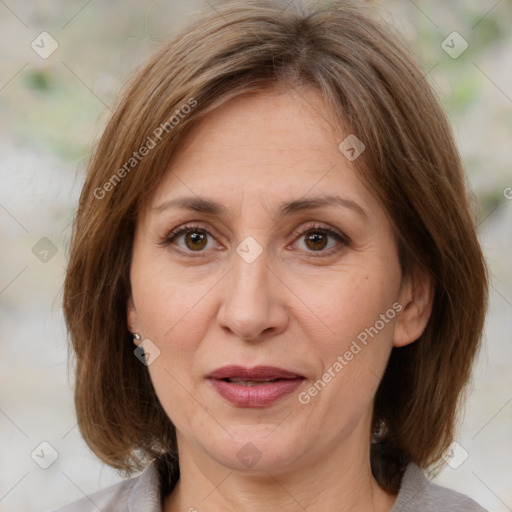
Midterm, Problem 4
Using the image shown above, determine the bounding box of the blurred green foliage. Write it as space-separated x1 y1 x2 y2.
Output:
23 68 54 92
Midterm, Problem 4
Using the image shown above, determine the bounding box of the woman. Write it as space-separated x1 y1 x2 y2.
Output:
57 0 489 510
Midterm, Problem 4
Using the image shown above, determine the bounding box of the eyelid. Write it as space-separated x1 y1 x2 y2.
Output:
289 223 350 258
292 223 349 245
161 223 222 255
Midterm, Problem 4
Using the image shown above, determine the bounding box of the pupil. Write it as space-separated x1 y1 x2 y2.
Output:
186 231 206 250
306 232 327 250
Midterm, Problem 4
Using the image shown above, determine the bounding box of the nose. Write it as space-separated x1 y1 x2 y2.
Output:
216 249 289 343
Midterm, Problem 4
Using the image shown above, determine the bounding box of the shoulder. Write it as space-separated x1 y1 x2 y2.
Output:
52 462 162 512
392 463 488 512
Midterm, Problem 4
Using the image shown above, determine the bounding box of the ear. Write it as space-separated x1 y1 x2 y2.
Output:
127 296 142 346
393 267 435 348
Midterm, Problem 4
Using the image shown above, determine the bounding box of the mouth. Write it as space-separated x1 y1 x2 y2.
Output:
207 365 305 380
206 365 305 407
218 377 284 386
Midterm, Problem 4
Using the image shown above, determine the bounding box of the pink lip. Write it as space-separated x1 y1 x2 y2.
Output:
207 365 304 380
206 365 305 407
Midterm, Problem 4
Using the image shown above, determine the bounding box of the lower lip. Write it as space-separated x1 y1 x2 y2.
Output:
208 378 304 407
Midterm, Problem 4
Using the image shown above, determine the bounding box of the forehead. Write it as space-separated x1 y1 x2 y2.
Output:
148 89 381 223
170 88 342 170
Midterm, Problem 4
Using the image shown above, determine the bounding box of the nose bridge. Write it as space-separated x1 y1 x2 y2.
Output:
217 244 284 341
229 246 270 314
230 228 271 301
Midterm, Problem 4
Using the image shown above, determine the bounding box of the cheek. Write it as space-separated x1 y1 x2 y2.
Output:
131 262 217 421
297 258 400 347
297 259 400 408
146 359 202 436
130 248 216 350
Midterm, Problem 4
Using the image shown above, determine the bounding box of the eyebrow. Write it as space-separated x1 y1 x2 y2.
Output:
152 194 368 220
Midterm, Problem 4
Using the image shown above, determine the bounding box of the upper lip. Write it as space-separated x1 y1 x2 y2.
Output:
207 365 304 380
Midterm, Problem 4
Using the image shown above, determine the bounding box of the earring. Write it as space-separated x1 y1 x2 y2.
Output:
132 333 141 341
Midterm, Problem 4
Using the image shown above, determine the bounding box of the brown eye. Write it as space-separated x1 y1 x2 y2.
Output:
293 224 349 257
184 230 208 251
165 225 216 253
304 232 329 251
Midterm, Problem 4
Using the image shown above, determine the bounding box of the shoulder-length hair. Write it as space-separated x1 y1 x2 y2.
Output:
63 0 488 492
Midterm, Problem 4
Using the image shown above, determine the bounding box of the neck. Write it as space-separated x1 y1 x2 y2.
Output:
163 430 397 512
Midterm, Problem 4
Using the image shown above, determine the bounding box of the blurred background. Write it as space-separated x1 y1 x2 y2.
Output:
0 1 511 511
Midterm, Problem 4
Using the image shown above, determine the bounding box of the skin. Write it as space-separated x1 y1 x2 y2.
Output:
127 87 434 512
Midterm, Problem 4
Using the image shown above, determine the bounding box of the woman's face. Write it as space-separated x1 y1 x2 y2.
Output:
128 88 421 476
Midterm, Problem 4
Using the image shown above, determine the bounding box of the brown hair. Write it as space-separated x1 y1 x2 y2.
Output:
63 0 488 492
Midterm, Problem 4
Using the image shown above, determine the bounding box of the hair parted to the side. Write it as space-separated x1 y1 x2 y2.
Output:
63 0 488 492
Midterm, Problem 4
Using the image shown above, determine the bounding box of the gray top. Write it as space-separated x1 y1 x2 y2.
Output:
52 460 487 512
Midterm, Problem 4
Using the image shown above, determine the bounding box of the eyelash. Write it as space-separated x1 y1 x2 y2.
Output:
162 222 350 258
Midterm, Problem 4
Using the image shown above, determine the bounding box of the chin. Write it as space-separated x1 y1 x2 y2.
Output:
199 424 306 474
